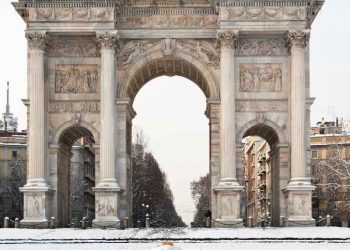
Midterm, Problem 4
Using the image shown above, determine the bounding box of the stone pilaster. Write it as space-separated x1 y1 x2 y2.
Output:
20 31 53 228
93 31 121 228
213 30 243 227
284 30 315 227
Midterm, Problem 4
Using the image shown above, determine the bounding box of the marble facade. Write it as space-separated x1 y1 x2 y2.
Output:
13 0 324 228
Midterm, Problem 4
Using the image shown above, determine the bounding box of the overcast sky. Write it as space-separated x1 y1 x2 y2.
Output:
0 0 349 224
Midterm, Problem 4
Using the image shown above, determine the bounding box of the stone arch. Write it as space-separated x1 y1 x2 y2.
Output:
117 48 220 102
53 120 100 146
55 124 97 226
239 119 287 227
237 119 286 146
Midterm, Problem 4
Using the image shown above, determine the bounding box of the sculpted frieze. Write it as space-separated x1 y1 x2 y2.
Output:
117 40 160 70
238 39 288 56
55 65 99 94
117 14 218 28
240 64 282 92
236 100 288 112
48 39 99 57
49 102 100 113
177 40 219 68
28 8 114 21
220 7 306 21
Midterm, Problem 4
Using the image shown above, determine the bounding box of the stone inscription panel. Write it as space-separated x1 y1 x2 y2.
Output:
49 102 100 113
55 64 99 94
240 64 282 92
236 100 288 112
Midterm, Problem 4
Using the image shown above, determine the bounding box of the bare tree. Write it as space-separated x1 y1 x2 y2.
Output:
312 135 350 223
190 173 210 227
0 159 26 225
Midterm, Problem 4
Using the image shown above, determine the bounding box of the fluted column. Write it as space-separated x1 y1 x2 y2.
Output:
20 31 53 227
213 30 243 226
217 30 240 186
26 32 48 186
93 31 121 227
96 31 120 187
284 30 315 226
288 30 310 183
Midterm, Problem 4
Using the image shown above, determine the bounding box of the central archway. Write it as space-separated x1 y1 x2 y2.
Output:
115 51 220 225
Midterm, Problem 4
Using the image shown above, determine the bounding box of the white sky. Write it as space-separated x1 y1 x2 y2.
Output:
0 0 349 224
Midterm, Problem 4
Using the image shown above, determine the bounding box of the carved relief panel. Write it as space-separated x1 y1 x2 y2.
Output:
55 64 99 94
48 38 99 57
240 63 282 92
238 39 288 57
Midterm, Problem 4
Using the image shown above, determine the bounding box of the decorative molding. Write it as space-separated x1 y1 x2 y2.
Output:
55 64 99 94
49 102 100 113
236 100 288 112
217 30 238 50
48 38 99 57
28 8 115 22
239 63 282 92
117 14 218 28
220 7 307 21
96 31 119 50
25 32 48 51
238 39 288 56
287 30 310 49
177 39 220 68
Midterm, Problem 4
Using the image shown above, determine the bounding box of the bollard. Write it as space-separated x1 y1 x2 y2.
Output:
4 217 9 228
248 217 253 228
326 214 331 227
14 218 20 228
145 217 150 228
124 217 129 229
81 217 87 229
280 216 285 227
50 217 56 229
137 220 141 228
206 217 211 228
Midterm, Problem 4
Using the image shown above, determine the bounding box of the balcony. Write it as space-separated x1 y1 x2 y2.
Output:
258 166 266 176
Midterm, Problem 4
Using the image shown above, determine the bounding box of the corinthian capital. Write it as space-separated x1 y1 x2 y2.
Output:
25 32 48 51
217 30 239 49
287 30 310 49
96 31 119 50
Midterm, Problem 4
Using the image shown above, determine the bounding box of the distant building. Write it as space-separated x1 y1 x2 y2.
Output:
0 82 18 133
242 136 271 224
310 118 350 227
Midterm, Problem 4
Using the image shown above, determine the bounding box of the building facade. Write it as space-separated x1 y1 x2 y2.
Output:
12 0 325 227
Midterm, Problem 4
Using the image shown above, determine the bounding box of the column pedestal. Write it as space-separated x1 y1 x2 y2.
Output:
92 186 121 228
283 184 315 227
20 186 54 228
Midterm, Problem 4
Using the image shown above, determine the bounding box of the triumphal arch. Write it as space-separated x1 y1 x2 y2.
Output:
13 0 324 227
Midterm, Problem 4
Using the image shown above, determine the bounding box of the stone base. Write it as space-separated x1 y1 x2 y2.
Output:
91 219 120 229
213 182 244 228
283 181 315 227
20 219 50 229
213 218 244 228
20 183 54 228
286 218 316 227
93 184 122 229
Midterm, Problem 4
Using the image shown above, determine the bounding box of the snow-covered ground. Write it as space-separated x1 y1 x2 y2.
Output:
0 227 349 250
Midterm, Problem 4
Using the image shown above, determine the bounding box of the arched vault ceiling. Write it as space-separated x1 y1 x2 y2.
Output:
127 58 210 101
59 126 94 146
243 124 279 147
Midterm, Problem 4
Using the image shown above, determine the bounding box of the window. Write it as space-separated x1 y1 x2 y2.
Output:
12 151 17 159
311 150 318 159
